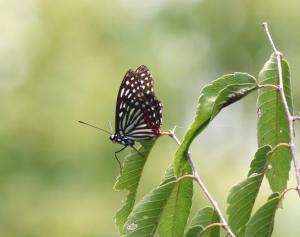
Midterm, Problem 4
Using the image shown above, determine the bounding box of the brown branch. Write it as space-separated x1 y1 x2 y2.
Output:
168 127 235 237
262 22 300 196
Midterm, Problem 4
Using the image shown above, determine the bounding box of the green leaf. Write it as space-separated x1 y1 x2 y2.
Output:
114 140 156 235
185 207 220 237
123 164 193 237
159 165 193 237
123 181 176 237
257 54 293 192
174 73 257 176
248 146 272 177
244 193 281 237
227 146 272 236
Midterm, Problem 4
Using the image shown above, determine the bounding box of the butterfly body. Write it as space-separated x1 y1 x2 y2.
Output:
110 134 134 146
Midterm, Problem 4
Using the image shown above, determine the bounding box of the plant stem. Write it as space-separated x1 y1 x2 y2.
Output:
262 22 300 196
270 143 290 153
198 223 226 236
168 127 236 237
258 84 278 90
293 116 300 121
176 174 195 183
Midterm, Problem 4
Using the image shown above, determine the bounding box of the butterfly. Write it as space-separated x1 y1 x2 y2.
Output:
79 65 163 169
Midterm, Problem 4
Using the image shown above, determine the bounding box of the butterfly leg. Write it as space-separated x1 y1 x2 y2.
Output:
131 145 145 158
115 146 127 174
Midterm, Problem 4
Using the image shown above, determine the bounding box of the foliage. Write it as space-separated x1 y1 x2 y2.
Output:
227 145 271 236
114 50 297 237
114 140 157 234
244 193 282 237
1 2 298 235
122 164 193 237
184 207 220 237
257 55 293 192
174 73 257 176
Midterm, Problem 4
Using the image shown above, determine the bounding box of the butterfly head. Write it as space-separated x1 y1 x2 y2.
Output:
109 134 116 143
110 134 134 146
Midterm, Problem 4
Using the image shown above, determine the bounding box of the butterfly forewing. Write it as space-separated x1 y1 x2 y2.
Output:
115 70 141 133
115 65 162 141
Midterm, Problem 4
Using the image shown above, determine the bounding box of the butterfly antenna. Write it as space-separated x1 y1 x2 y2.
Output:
78 121 112 135
108 120 113 134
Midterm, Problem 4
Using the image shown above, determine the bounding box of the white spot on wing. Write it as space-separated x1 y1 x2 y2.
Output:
120 88 125 97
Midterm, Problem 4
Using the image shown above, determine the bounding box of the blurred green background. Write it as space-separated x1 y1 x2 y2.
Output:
1 0 300 236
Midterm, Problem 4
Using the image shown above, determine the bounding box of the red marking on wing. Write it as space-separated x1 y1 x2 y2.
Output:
144 109 161 135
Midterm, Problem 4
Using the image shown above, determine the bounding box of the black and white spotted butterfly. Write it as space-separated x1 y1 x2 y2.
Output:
79 65 163 168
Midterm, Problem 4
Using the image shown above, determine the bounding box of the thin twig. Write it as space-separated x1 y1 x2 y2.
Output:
293 116 300 121
262 22 300 196
280 187 297 199
176 174 195 183
168 127 235 237
197 223 225 237
271 143 290 153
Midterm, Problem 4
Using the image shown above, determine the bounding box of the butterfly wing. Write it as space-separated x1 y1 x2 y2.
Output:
115 65 162 141
115 69 138 135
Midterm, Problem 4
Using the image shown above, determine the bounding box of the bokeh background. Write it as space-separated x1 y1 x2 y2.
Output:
1 0 300 236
